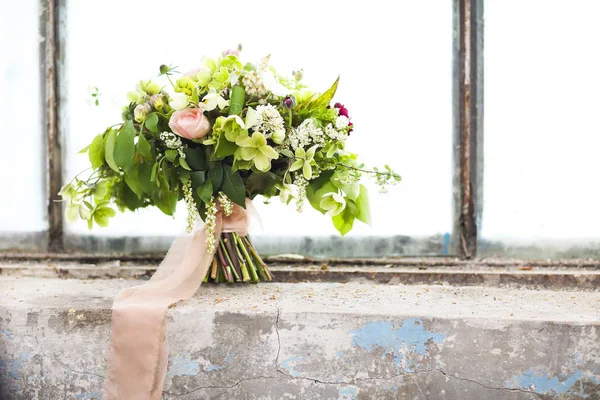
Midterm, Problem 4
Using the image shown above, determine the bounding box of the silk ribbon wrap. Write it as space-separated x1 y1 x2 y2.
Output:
103 199 256 399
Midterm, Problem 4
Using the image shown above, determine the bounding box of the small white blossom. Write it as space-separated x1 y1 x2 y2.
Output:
160 131 184 150
242 70 268 98
255 104 285 140
335 115 350 130
324 123 347 141
202 88 229 111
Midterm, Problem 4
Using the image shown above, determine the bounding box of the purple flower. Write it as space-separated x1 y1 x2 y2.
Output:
334 103 349 118
282 96 295 109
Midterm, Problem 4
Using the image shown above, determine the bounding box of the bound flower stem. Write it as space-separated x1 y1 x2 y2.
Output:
205 232 272 284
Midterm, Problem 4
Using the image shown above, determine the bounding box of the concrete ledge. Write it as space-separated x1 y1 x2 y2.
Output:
1 277 599 399
3 262 600 291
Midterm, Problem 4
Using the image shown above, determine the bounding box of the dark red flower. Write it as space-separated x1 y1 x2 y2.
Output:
348 121 354 134
334 102 349 118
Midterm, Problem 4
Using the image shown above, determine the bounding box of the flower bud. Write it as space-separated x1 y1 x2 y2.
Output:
293 69 303 81
282 96 295 109
272 129 286 145
134 103 151 123
150 94 165 110
127 91 140 103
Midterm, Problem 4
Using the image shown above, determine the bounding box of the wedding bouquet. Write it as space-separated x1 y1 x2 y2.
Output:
60 49 400 283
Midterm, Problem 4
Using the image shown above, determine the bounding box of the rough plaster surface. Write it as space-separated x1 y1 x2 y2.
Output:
1 277 599 399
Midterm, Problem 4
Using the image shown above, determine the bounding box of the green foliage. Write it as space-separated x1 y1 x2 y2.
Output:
332 199 356 236
183 147 207 170
208 165 224 190
145 113 159 133
245 172 278 198
355 184 371 225
306 170 336 213
104 129 119 172
136 134 152 159
222 164 246 207
88 134 105 170
309 77 339 109
229 86 245 115
114 121 135 171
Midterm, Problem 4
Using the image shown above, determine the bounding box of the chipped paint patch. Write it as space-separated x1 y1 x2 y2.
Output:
505 370 600 394
336 351 344 358
225 352 237 363
338 386 358 399
0 352 31 380
280 356 303 377
349 318 446 372
75 392 101 399
206 364 225 372
0 329 14 340
166 356 200 377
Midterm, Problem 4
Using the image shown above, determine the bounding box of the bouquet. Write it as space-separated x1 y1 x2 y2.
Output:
60 48 401 284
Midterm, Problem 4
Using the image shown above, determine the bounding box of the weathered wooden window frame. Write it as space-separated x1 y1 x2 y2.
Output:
36 0 483 258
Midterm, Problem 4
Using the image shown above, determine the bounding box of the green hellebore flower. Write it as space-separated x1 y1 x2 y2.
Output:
289 144 319 180
320 192 346 217
236 132 279 172
223 115 247 142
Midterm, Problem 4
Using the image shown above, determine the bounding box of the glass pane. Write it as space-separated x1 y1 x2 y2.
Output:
483 1 600 254
0 0 47 240
63 0 452 254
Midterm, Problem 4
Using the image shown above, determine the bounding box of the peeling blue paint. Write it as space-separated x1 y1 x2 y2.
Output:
338 386 358 399
349 318 446 372
75 392 101 399
166 356 200 377
206 364 225 372
505 370 600 394
0 329 14 340
336 351 344 358
0 352 31 380
280 356 303 377
225 352 237 363
393 385 399 391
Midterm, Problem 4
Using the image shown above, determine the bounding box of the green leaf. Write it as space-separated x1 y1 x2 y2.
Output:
179 157 191 170
245 172 279 197
310 76 339 109
196 179 213 203
208 164 224 190
306 170 335 213
191 86 199 104
153 190 178 216
183 147 207 170
121 184 145 210
212 135 237 160
137 134 152 159
190 171 206 189
332 199 356 236
150 162 158 182
332 178 360 201
88 134 105 170
355 184 371 225
78 144 91 154
145 113 159 133
104 129 120 172
222 164 246 207
138 162 155 194
93 205 116 227
228 86 245 116
165 149 178 162
114 121 135 170
124 164 142 198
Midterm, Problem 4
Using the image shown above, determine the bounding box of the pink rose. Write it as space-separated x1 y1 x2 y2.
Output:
222 49 240 57
168 108 211 140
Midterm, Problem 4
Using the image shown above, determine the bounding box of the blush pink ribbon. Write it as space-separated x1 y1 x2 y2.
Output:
103 199 256 399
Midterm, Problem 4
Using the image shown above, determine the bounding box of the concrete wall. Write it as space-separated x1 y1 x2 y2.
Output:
1 278 599 399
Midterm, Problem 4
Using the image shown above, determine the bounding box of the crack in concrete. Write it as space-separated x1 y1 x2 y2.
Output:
274 305 281 376
434 369 540 397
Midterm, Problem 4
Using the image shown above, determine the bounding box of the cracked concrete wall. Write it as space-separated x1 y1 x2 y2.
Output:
1 301 600 399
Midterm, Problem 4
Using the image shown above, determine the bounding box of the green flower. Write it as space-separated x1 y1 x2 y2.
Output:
223 115 247 142
320 192 346 217
236 132 279 172
290 144 318 180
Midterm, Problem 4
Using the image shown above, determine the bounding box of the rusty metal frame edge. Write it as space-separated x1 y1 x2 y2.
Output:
44 0 64 251
451 0 484 259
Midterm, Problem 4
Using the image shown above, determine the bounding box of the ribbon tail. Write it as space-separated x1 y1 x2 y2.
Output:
103 216 223 399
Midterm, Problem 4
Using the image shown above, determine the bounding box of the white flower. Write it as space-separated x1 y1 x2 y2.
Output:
325 123 347 141
320 192 346 217
169 92 189 111
255 104 285 139
201 88 229 111
279 184 299 204
263 71 289 97
335 115 350 130
160 131 183 150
